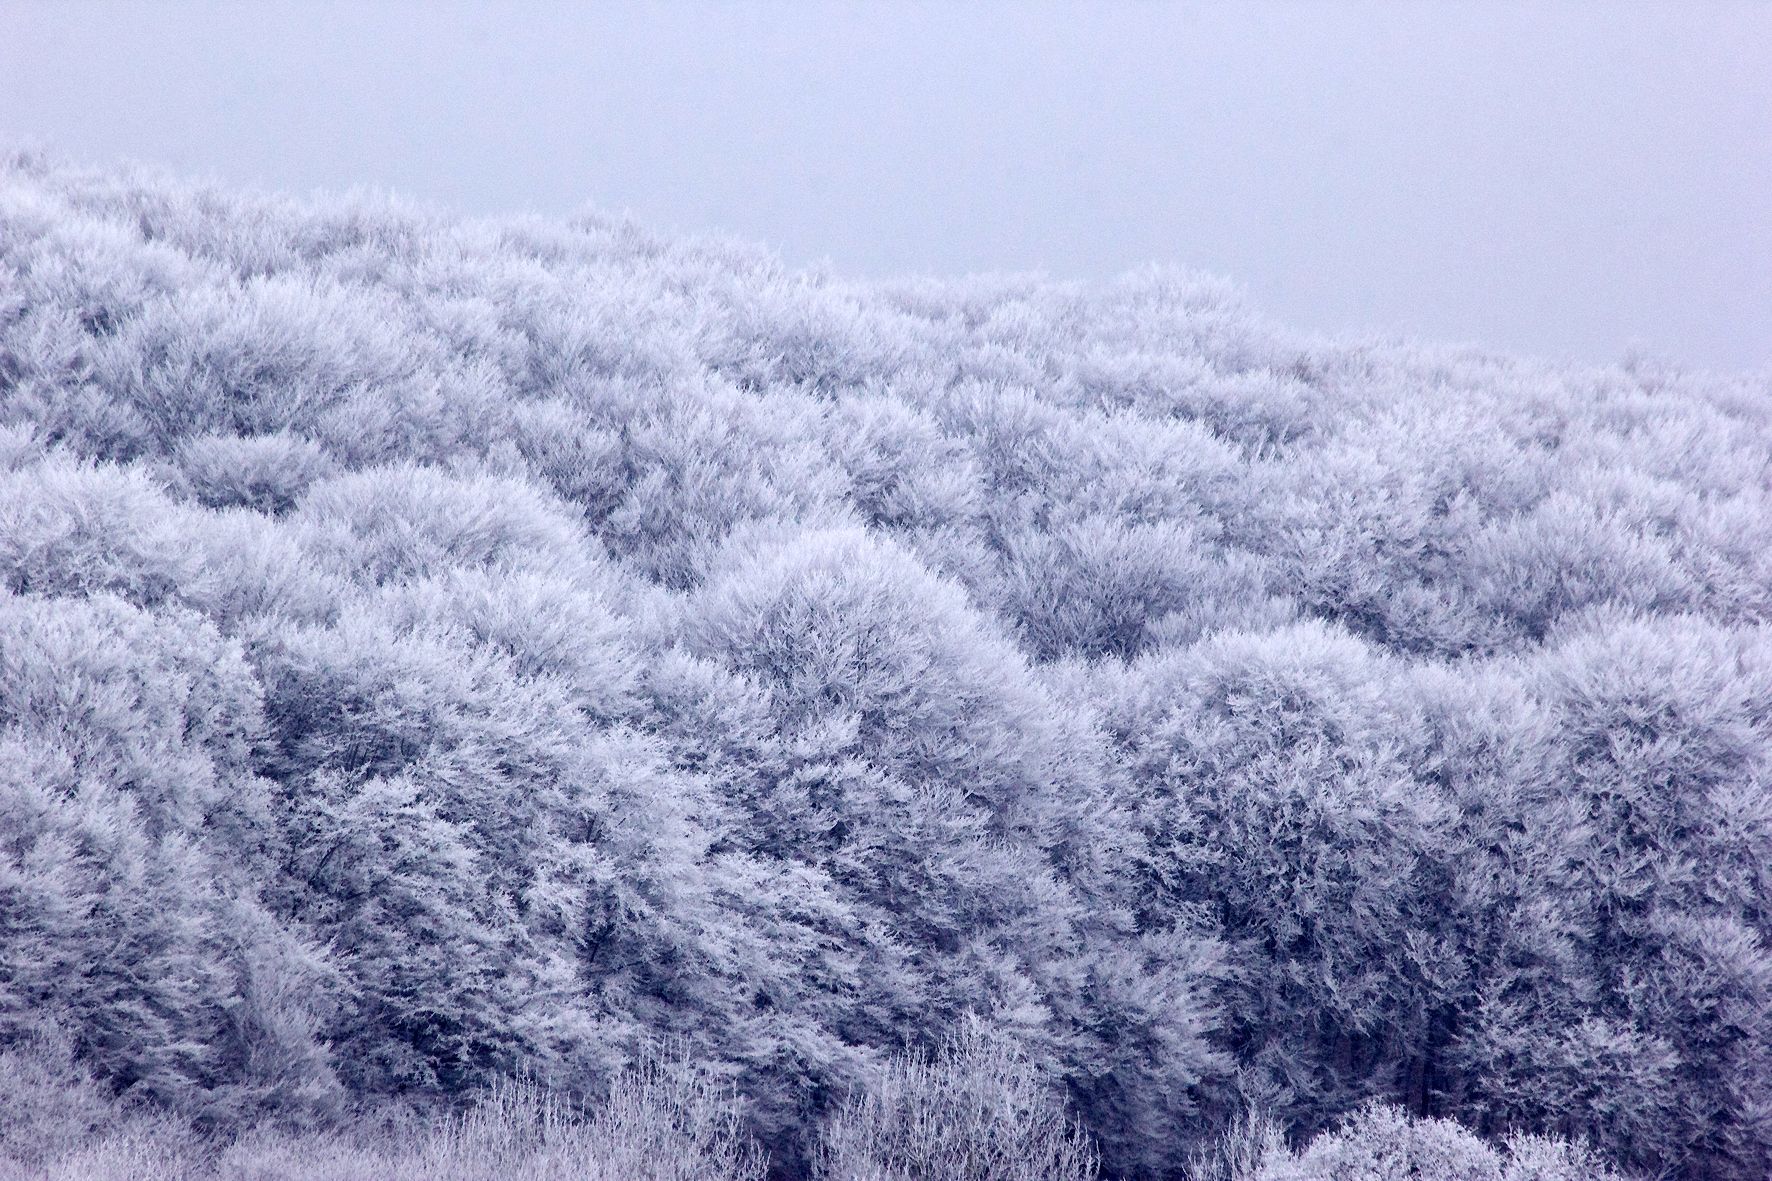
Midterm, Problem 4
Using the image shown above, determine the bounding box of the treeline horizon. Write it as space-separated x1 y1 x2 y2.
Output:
1 152 1768 1180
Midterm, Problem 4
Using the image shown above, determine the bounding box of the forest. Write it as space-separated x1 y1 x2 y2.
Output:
0 152 1768 1180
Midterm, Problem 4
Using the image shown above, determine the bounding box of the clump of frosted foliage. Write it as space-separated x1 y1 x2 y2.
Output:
815 1022 1098 1181
1255 1105 1629 1181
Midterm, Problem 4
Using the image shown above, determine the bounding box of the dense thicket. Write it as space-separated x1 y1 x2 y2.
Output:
1 153 1767 1179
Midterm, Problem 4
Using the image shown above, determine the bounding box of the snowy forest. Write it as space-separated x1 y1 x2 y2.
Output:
1 153 1768 1180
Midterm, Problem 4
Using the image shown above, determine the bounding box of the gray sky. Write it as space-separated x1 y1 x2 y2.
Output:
3 1 1768 370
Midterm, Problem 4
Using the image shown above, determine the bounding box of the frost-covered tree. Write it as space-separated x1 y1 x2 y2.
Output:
663 528 1220 1172
1104 621 1458 1131
1500 614 1772 1178
0 592 337 1124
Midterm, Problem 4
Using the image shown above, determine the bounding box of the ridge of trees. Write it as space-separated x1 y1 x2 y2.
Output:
2 152 1768 1178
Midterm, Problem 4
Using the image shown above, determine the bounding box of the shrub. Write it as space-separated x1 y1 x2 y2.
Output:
814 1021 1099 1181
1256 1104 1630 1181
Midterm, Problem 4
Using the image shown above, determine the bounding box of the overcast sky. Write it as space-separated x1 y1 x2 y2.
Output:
4 1 1768 370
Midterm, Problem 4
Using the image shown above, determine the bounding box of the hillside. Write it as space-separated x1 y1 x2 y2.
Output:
1 152 1768 1180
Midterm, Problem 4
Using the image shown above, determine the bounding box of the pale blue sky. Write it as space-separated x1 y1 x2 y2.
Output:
4 1 1768 369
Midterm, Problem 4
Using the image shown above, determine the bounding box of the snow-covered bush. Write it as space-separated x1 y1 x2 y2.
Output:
1257 1104 1629 1181
814 1022 1098 1181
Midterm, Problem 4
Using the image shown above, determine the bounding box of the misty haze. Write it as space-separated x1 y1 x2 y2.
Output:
4 2 1769 370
